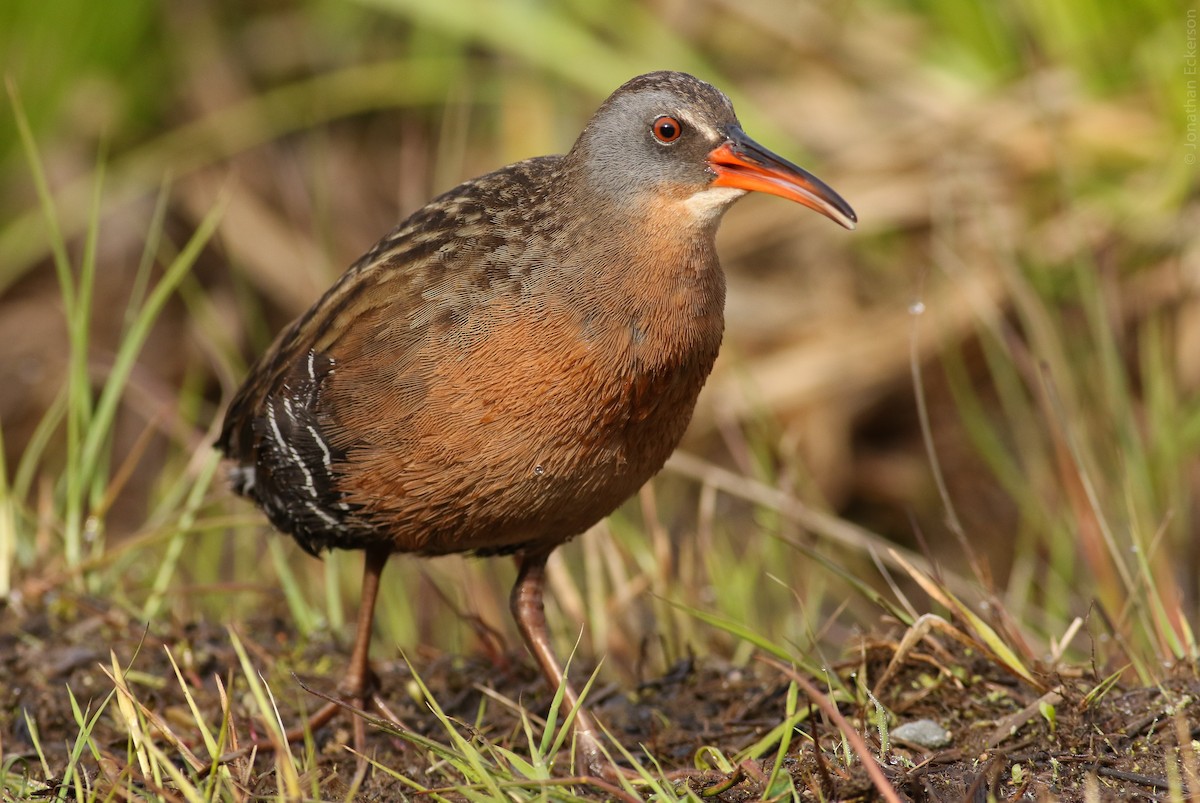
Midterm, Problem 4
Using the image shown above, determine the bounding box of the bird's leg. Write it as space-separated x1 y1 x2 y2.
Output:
217 546 394 764
510 550 604 775
345 546 391 697
338 544 391 747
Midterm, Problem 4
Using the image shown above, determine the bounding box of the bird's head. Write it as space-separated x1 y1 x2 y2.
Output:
568 71 856 231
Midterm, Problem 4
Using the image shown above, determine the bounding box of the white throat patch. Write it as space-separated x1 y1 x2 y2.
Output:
681 186 746 221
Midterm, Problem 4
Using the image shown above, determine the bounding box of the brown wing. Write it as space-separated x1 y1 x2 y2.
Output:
215 156 567 554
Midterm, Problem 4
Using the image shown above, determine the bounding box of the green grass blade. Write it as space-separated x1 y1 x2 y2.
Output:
77 196 226 518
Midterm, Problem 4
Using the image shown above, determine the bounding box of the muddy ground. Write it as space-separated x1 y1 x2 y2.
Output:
3 595 1198 801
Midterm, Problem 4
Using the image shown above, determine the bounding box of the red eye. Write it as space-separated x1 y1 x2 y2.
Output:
652 116 683 143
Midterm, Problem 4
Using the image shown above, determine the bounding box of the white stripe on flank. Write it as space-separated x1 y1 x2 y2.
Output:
268 399 320 501
306 500 339 527
307 424 332 470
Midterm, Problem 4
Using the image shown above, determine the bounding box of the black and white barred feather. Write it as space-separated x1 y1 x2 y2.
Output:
220 349 371 555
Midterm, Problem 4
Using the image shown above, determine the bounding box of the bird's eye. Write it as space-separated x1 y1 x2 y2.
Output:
651 116 683 143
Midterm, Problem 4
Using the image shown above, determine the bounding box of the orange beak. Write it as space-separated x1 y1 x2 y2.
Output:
708 126 856 230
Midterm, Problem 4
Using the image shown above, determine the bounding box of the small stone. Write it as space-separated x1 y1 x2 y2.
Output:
892 719 952 748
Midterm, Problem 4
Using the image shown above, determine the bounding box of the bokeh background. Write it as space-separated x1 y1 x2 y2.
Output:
1 0 1197 681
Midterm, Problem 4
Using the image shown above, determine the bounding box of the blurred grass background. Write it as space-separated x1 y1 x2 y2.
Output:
1 0 1197 689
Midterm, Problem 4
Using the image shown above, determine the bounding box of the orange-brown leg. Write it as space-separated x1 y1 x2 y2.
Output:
510 550 604 774
219 546 394 764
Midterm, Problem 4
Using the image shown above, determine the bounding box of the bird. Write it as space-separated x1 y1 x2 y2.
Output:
217 70 855 773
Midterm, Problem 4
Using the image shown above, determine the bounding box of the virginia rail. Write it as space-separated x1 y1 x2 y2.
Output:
218 71 855 772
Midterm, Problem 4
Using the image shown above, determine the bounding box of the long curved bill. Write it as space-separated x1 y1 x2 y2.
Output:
707 126 857 230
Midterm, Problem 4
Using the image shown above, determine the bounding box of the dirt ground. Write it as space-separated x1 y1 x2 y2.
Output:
3 594 1198 801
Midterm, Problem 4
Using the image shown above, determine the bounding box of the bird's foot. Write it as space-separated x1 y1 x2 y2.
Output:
570 722 707 784
211 675 405 771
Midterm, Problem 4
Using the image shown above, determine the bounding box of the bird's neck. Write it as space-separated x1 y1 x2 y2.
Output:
548 192 727 369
